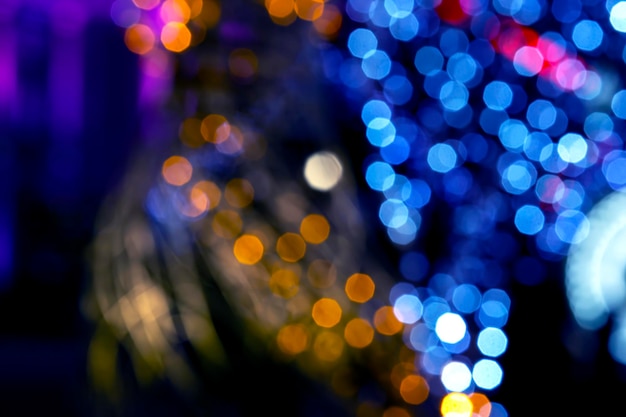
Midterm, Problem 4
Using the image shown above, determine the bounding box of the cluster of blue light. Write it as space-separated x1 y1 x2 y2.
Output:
319 0 626 409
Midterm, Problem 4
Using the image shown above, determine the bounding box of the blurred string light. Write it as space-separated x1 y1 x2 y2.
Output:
100 0 626 415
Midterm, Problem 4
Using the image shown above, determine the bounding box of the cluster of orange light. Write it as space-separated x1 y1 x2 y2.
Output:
124 0 221 55
264 0 342 39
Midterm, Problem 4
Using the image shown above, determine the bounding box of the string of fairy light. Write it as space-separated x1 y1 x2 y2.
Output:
99 0 626 416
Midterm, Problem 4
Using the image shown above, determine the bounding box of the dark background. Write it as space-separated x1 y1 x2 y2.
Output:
2 1 626 415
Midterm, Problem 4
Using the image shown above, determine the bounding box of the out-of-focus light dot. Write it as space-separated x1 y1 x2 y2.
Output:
362 99 392 124
228 48 258 79
160 0 191 23
345 273 375 303
179 117 204 148
161 22 191 52
554 58 587 91
575 70 603 100
441 361 472 392
409 323 437 352
307 259 337 289
552 0 580 22
611 90 626 119
348 28 378 58
201 114 231 143
381 136 411 164
452 284 481 313
215 124 244 155
362 50 392 80
423 297 451 329
276 232 307 262
422 345 452 374
427 143 457 173
603 150 626 189
192 180 220 210
477 327 508 357
266 0 295 19
514 205 545 235
313 4 343 38
557 180 585 210
572 20 603 51
393 294 423 324
441 392 472 417
447 52 477 84
439 80 469 111
405 179 431 208
610 1 626 32
304 151 343 191
523 132 551 161
498 120 527 153
526 99 556 130
369 0 392 27
379 199 409 227
501 160 536 194
111 0 141 28
389 13 419 40
477 301 508 328
472 359 503 390
124 24 155 55
399 375 429 405
469 393 492 417
489 403 508 417
539 144 568 173
294 0 325 21
277 323 308 355
555 209 590 244
132 0 159 10
224 178 254 208
312 298 342 328
388 214 420 245
443 167 473 201
269 269 300 298
384 174 411 201
383 406 412 417
384 0 414 18
557 133 587 163
374 306 403 335
609 327 626 364
479 109 509 135
513 46 544 76
211 210 242 238
300 214 330 244
435 312 466 344
233 234 264 265
344 318 375 348
313 330 344 361
383 75 413 105
162 155 192 186
367 117 396 147
415 46 444 75
365 161 395 191
340 58 368 88
535 174 564 203
440 28 469 57
483 81 513 110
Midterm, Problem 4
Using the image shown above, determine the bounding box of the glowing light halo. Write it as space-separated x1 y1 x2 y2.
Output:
565 190 626 331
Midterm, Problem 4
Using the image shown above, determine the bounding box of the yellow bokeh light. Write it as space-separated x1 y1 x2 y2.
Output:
373 306 403 335
192 180 221 210
177 186 209 218
269 269 300 298
124 24 155 55
390 361 416 390
160 0 191 23
200 114 231 144
345 273 375 303
160 22 192 53
294 0 324 21
300 214 330 244
229 48 258 79
313 3 343 39
188 0 203 18
441 393 473 417
383 406 411 417
344 318 374 348
276 232 306 263
399 374 429 405
469 393 491 417
132 0 159 10
312 298 342 328
162 155 192 186
266 0 294 18
233 234 264 265
313 330 344 362
224 178 254 208
307 259 337 288
211 210 242 238
276 323 308 355
178 117 204 148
